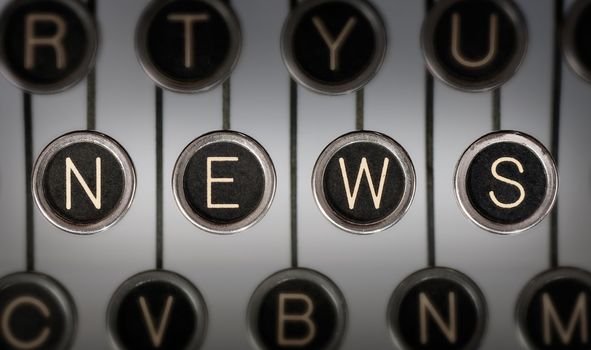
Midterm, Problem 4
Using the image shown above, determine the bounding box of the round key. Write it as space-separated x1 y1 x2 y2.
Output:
281 0 387 95
454 131 557 234
312 131 415 234
173 131 276 234
0 0 98 93
563 0 591 83
107 270 207 350
388 267 487 350
247 268 347 350
0 272 76 350
517 268 591 350
422 0 527 91
32 131 136 235
136 0 241 93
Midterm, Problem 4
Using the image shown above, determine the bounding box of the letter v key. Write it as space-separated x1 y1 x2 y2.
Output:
139 296 175 348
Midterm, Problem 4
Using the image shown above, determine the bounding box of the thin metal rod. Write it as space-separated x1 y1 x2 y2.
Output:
356 89 364 131
155 87 164 270
426 0 436 268
289 0 299 268
550 0 564 269
223 80 231 130
24 93 35 271
492 88 501 131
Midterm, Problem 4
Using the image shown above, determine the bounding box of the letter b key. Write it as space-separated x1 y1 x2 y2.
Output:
248 269 347 350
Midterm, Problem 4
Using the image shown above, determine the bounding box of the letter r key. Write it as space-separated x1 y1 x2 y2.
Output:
0 0 98 93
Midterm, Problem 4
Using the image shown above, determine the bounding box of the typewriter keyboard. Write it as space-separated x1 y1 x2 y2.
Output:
0 0 590 349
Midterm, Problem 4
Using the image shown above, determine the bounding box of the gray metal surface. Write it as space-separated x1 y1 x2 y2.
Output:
0 0 589 349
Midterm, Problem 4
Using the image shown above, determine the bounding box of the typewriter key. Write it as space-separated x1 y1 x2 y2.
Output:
107 270 207 350
517 268 591 350
0 0 98 93
0 272 76 350
136 0 241 93
248 268 347 350
281 0 386 95
388 268 487 350
564 0 591 83
312 131 415 234
32 131 136 234
422 0 527 92
173 131 276 234
454 131 557 234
